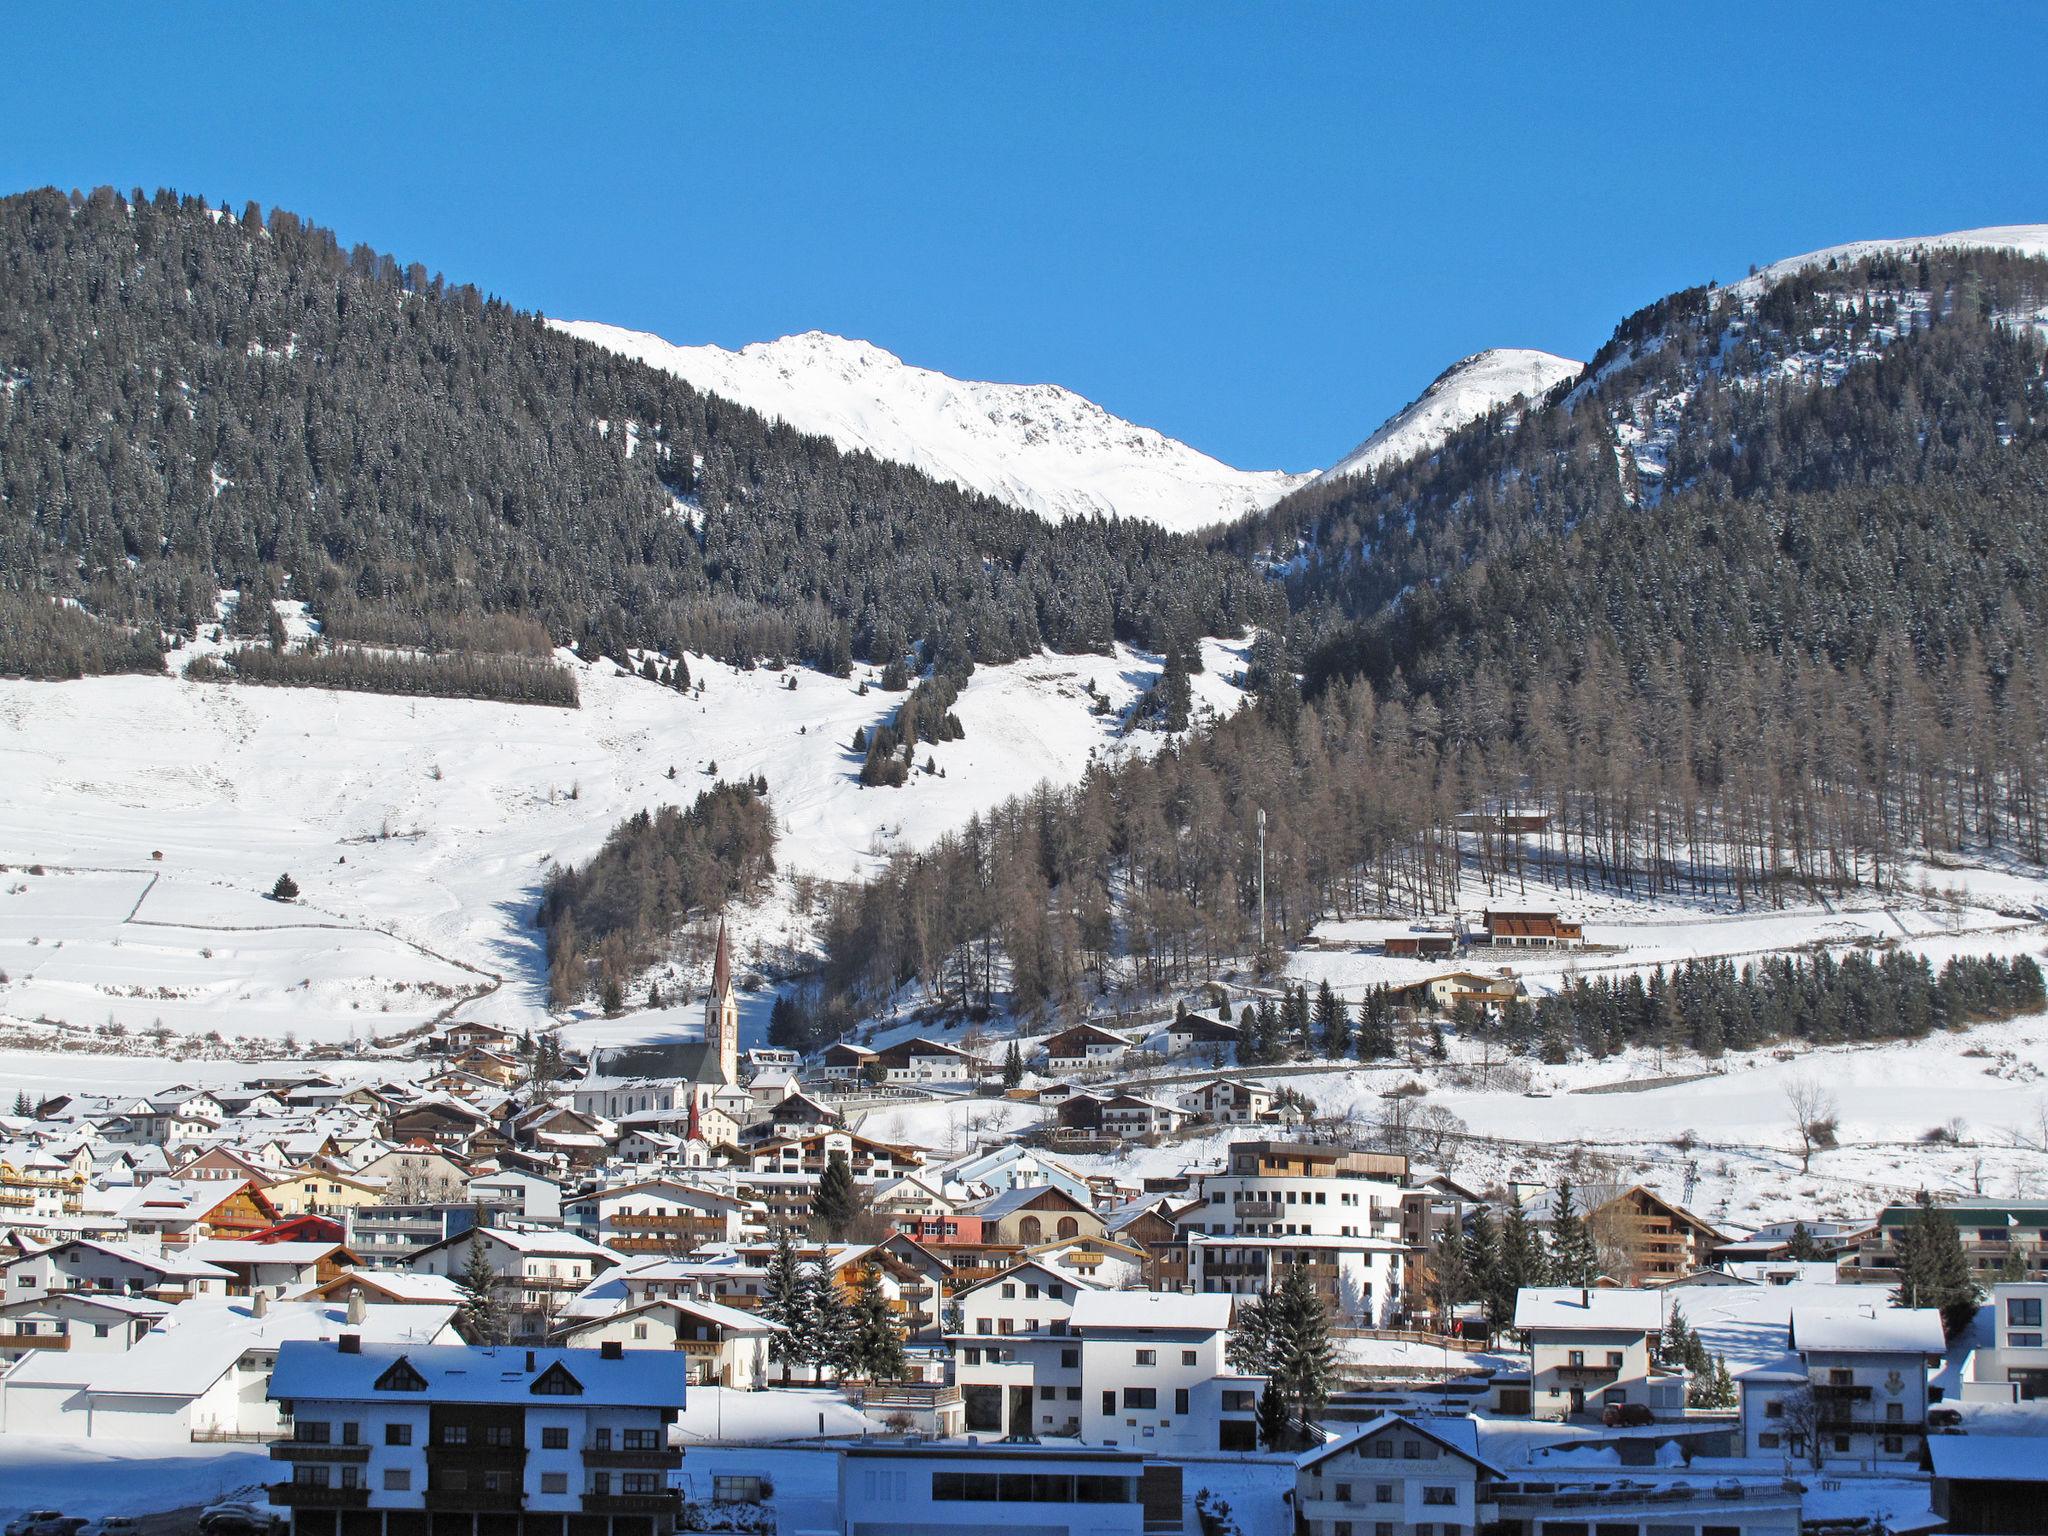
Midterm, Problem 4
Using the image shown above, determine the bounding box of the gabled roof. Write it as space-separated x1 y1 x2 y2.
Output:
1298 1413 1506 1477
1071 1290 1230 1333
951 1258 1108 1303
269 1340 688 1408
1789 1304 1945 1355
970 1184 1095 1219
1513 1286 1663 1333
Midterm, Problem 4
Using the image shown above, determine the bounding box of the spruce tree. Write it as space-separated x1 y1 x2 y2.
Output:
1660 1303 1695 1368
1225 1287 1277 1378
1426 1223 1471 1329
760 1228 816 1381
1785 1221 1821 1261
1256 1380 1292 1451
1281 986 1311 1054
846 1263 906 1381
807 1264 854 1379
1267 1265 1335 1421
1500 1188 1550 1296
811 1149 861 1240
1549 1176 1600 1286
1002 1041 1024 1089
1465 1205 1507 1337
1892 1193 1982 1339
456 1231 507 1344
1313 980 1349 1058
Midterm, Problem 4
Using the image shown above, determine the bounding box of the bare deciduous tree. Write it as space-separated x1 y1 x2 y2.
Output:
1784 1078 1838 1173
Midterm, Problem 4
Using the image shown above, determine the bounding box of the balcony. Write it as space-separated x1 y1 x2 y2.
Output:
269 1484 370 1510
270 1442 372 1463
424 1487 524 1512
581 1493 678 1516
426 1443 527 1472
0 1332 69 1351
1549 1364 1621 1383
582 1447 683 1470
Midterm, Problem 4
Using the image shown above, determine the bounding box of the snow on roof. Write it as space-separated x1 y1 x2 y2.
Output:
186 1240 346 1266
5 1298 456 1396
293 1270 466 1304
270 1340 689 1407
9 1237 232 1278
464 1225 615 1258
1790 1304 1945 1355
1071 1290 1230 1333
1299 1413 1505 1476
1513 1286 1663 1333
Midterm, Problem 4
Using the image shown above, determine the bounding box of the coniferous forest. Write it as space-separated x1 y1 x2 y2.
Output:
6 185 2048 1033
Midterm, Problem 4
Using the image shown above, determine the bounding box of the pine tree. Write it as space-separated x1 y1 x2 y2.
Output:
1281 986 1311 1054
760 1228 816 1381
1500 1189 1550 1296
455 1229 507 1345
1225 1287 1277 1378
845 1263 906 1381
1313 980 1349 1058
1549 1176 1600 1285
812 1150 861 1241
1002 1041 1024 1088
1254 997 1281 1063
1256 1379 1291 1451
270 872 298 902
1892 1192 1982 1339
1465 1205 1507 1337
1425 1222 1471 1330
1785 1221 1821 1261
807 1263 854 1379
1266 1265 1335 1420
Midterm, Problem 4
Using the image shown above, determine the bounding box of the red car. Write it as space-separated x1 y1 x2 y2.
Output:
1602 1402 1655 1427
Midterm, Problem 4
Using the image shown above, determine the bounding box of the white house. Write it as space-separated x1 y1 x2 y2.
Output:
551 1295 783 1388
1041 1024 1131 1074
1295 1412 1505 1536
1738 1303 1944 1465
837 1442 1156 1536
266 1340 687 1536
407 1226 620 1342
0 1297 457 1441
1 1237 231 1303
1072 1290 1261 1453
1513 1286 1682 1422
0 1290 169 1362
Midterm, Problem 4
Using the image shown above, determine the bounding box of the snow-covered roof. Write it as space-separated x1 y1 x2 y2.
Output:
1071 1290 1230 1333
5 1298 456 1396
1789 1304 1945 1355
270 1340 689 1407
292 1270 467 1304
1513 1286 1663 1333
186 1240 347 1266
1299 1412 1505 1476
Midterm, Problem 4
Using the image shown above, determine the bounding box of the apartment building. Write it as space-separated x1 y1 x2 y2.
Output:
1511 1287 1681 1421
1847 1197 2048 1282
1072 1291 1261 1453
408 1227 620 1342
1969 1280 2048 1399
266 1339 687 1536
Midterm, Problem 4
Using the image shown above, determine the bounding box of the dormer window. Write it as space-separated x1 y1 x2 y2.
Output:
530 1361 584 1396
375 1358 427 1392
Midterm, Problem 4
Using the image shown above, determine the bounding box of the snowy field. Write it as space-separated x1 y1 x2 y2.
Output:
0 1435 269 1522
0 640 1246 1055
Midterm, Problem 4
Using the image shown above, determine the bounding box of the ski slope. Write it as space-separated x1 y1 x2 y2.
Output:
552 322 1312 533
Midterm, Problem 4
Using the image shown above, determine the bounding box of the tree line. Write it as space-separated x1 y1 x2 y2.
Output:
184 642 579 707
538 782 777 1008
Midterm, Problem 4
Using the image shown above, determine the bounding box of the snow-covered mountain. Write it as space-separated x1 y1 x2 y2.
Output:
1312 348 1582 485
552 321 1312 535
1732 222 2048 296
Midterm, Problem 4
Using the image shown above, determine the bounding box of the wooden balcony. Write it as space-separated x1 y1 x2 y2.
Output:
424 1487 523 1512
0 1332 69 1351
269 1483 370 1509
582 1447 683 1470
1549 1364 1621 1383
426 1443 526 1472
270 1442 372 1463
581 1493 677 1515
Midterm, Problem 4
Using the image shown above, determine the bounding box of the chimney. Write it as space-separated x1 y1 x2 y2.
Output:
252 1291 269 1318
347 1289 367 1326
600 1340 624 1360
1580 1287 1590 1307
338 1333 361 1354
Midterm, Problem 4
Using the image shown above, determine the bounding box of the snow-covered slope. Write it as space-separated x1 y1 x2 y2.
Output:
1312 348 1582 484
552 322 1311 534
1733 222 2048 296
0 640 1248 1046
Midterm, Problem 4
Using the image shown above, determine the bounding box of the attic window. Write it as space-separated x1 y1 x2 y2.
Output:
530 1362 584 1396
375 1357 428 1392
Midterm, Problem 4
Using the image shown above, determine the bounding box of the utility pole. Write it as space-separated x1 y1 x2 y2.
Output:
1257 807 1267 959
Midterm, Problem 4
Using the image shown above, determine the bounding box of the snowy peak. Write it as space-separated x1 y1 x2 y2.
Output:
1733 222 2048 296
551 320 1312 534
1313 347 1582 485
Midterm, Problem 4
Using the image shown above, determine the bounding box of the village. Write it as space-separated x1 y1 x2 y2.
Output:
1 919 2045 1536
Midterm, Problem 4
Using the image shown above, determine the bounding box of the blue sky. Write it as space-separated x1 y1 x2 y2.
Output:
9 4 2044 470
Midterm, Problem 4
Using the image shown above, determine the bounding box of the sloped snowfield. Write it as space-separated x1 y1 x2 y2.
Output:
0 640 1248 1055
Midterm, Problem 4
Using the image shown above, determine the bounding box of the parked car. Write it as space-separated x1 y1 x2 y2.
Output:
23 1519 87 1536
1602 1401 1655 1427
197 1503 280 1536
82 1518 143 1536
5 1516 66 1536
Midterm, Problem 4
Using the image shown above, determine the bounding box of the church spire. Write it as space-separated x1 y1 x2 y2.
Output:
705 919 738 1088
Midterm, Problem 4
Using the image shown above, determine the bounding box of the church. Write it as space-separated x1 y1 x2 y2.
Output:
581 921 751 1135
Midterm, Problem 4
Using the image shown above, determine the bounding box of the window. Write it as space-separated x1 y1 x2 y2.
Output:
484 1426 516 1448
296 1422 331 1444
1123 1387 1157 1410
1376 1484 1394 1503
1182 1350 1198 1366
2010 1297 2044 1328
1758 1432 1780 1449
1568 1349 1585 1367
1371 1441 1393 1459
632 1323 648 1340
1222 1391 1256 1412
1175 1388 1189 1414
1606 1351 1624 1368
1103 1390 1116 1417
1135 1349 1156 1366
384 1422 411 1445
541 1427 568 1449
1423 1488 1457 1506
382 1470 411 1492
1061 1348 1079 1368
1403 1440 1422 1460
441 1425 467 1445
341 1422 360 1446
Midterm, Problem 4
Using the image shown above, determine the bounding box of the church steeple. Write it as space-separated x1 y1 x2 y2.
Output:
705 919 738 1087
